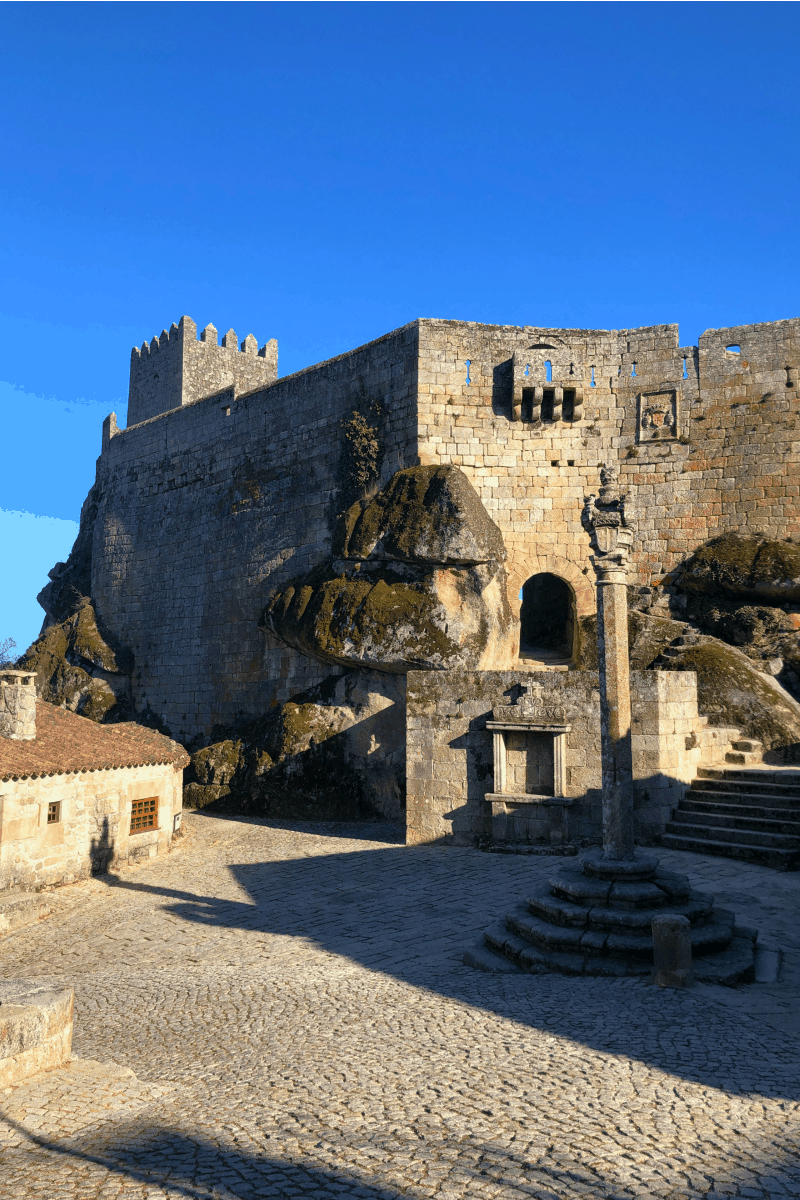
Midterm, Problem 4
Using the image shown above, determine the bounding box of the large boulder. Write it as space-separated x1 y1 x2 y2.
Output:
184 671 405 821
679 533 800 604
656 637 800 750
18 600 133 723
334 464 507 566
262 466 516 673
578 610 688 671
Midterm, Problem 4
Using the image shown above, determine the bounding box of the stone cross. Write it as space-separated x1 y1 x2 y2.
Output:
582 465 635 860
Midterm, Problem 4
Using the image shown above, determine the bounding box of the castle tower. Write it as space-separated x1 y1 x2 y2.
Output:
127 315 278 426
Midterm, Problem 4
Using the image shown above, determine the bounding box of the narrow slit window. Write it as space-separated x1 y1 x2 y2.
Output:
541 388 555 421
47 801 61 824
521 387 535 421
562 388 576 422
130 797 158 833
544 360 553 382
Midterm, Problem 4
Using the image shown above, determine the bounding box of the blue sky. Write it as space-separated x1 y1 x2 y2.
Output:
1 0 799 653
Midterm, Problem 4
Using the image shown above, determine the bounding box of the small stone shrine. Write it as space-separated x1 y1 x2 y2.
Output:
473 466 760 985
485 684 573 845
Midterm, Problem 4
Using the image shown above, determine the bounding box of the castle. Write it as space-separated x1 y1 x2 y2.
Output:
25 312 800 844
87 314 800 736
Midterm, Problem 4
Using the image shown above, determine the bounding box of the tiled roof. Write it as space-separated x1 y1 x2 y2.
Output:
0 702 190 782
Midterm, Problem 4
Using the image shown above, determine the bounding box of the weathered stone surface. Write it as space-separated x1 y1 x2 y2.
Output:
36 485 101 627
335 464 508 566
680 533 800 603
263 467 515 674
658 636 800 749
18 600 132 724
579 609 688 671
0 982 73 1088
184 671 405 821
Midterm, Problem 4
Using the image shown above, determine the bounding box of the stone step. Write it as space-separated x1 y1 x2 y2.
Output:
689 782 800 808
694 770 800 796
659 831 800 870
731 739 764 755
725 750 765 765
0 891 57 937
507 905 733 961
698 764 800 782
526 887 712 935
462 937 523 973
665 818 800 850
671 806 800 835
681 796 800 822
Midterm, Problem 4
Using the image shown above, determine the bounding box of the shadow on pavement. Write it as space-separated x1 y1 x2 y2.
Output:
5 1113 796 1200
96 816 800 1104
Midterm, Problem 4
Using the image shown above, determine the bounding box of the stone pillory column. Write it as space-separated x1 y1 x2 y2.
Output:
582 465 635 860
0 671 37 740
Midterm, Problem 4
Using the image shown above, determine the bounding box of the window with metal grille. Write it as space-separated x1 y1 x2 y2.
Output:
130 797 158 833
47 801 61 824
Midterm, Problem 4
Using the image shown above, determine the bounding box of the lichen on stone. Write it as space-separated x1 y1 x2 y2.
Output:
680 532 800 602
659 638 800 749
264 465 515 674
18 599 133 724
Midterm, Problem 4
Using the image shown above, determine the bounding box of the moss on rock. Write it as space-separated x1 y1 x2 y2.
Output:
335 464 507 566
18 600 133 724
662 639 800 749
680 533 800 603
577 611 687 671
184 671 405 820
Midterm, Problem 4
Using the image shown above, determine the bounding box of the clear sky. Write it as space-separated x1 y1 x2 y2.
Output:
1 0 799 652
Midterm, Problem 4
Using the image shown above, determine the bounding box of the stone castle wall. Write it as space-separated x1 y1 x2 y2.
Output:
87 313 800 743
127 315 279 426
95 322 420 741
414 317 800 623
405 669 705 846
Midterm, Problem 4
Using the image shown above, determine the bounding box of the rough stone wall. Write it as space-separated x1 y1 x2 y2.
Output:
127 315 278 427
406 670 603 846
0 762 182 891
414 317 800 617
94 323 420 741
406 668 706 846
58 311 800 751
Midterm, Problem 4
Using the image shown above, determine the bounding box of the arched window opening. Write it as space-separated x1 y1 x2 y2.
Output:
519 572 576 662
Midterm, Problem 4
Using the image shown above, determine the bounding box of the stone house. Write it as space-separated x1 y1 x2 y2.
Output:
0 670 188 891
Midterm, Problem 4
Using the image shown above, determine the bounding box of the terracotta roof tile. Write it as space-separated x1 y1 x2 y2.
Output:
0 702 190 781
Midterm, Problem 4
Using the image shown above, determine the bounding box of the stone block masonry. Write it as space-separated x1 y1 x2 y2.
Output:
406 669 706 846
82 313 800 744
97 321 420 742
127 315 278 426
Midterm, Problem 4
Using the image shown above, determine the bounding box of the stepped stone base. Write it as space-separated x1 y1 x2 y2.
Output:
468 850 757 986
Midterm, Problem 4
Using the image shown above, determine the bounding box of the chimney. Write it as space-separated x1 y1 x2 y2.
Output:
0 671 37 740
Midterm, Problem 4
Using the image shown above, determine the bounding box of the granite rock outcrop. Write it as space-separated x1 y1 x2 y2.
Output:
262 466 516 674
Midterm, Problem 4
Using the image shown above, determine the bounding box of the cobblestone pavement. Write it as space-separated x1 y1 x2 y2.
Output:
1 813 799 1199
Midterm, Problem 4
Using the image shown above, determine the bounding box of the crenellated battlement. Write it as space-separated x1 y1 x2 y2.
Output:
127 314 278 427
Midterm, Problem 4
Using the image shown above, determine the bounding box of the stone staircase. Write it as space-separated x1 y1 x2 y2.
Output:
661 765 800 870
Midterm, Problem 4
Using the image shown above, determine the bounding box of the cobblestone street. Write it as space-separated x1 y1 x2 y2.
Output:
1 812 799 1199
